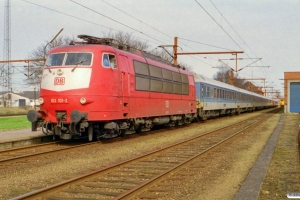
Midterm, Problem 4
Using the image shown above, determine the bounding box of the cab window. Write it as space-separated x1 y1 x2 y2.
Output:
65 53 92 66
46 52 92 67
102 53 116 68
47 53 65 66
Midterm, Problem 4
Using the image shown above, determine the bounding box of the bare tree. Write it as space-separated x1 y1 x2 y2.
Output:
25 35 77 86
103 31 149 52
213 64 247 89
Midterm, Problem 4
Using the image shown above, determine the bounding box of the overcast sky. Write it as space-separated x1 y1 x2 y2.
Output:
1 0 299 97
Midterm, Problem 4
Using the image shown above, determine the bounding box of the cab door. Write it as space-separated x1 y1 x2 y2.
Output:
118 54 130 116
97 52 120 112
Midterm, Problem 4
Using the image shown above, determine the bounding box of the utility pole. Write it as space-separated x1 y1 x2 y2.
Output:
159 37 243 72
218 58 263 85
3 0 11 107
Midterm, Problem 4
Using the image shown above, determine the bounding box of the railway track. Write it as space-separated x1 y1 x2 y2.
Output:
12 108 281 199
0 140 99 165
0 109 272 166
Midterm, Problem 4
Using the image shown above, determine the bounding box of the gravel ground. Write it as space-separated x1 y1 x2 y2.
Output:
164 111 282 200
0 109 285 199
258 113 300 199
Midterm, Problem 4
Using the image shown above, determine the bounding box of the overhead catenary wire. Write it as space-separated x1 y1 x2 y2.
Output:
197 0 276 93
194 0 244 51
19 0 277 95
21 0 163 51
70 0 167 46
21 0 229 68
100 0 172 40
209 0 269 79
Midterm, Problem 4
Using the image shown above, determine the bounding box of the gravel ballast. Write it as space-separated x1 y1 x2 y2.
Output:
0 110 295 199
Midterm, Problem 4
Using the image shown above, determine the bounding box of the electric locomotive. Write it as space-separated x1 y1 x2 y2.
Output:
27 35 197 141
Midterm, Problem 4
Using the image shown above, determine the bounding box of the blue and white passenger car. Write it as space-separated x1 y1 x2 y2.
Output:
194 74 276 120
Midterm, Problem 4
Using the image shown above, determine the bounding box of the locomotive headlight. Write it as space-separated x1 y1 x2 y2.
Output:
80 97 87 104
38 97 44 105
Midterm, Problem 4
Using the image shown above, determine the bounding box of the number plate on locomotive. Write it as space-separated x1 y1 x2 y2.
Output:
51 98 68 104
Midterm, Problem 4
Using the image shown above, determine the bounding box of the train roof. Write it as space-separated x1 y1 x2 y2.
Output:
193 73 273 100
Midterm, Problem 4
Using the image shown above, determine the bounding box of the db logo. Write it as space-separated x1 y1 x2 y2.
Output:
54 77 65 85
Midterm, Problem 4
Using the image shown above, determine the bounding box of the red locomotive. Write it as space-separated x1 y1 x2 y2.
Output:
27 35 197 141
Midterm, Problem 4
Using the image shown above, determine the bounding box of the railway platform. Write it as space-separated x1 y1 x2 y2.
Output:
0 128 51 150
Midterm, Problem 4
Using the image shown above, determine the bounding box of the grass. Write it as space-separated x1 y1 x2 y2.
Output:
0 107 33 115
0 107 34 131
0 116 31 131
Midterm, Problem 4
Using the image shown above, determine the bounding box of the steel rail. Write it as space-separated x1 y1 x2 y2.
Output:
0 140 100 164
11 108 280 199
115 111 278 199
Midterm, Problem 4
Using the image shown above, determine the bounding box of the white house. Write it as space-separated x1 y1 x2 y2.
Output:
0 91 40 108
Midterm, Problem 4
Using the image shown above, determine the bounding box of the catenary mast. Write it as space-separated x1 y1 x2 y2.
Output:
2 0 11 106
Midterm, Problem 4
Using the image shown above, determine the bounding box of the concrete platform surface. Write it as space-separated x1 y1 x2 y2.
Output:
0 128 45 143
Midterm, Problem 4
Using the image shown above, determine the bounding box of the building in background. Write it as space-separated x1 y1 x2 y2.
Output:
284 72 300 113
0 91 40 108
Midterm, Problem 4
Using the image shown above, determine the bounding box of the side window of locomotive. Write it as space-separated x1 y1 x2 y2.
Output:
172 72 182 94
181 74 189 95
134 60 150 91
102 54 117 68
149 65 163 92
149 65 162 78
46 53 65 66
65 53 92 66
134 61 149 76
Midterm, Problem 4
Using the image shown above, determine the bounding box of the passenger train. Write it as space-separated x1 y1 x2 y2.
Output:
27 35 277 141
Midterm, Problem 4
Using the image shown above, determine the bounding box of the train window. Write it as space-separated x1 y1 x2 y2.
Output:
210 87 214 98
217 89 220 98
102 53 116 68
135 77 150 91
163 82 173 93
172 72 182 83
181 74 189 84
133 60 189 95
46 53 65 66
173 83 182 94
134 61 149 75
65 53 92 66
202 86 206 97
149 65 162 78
182 84 189 95
150 79 163 92
206 87 210 98
162 69 172 81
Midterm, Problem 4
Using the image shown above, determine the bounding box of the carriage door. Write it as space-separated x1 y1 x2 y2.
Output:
119 54 130 115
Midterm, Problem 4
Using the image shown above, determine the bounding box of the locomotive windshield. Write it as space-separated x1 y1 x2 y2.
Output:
46 52 92 67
